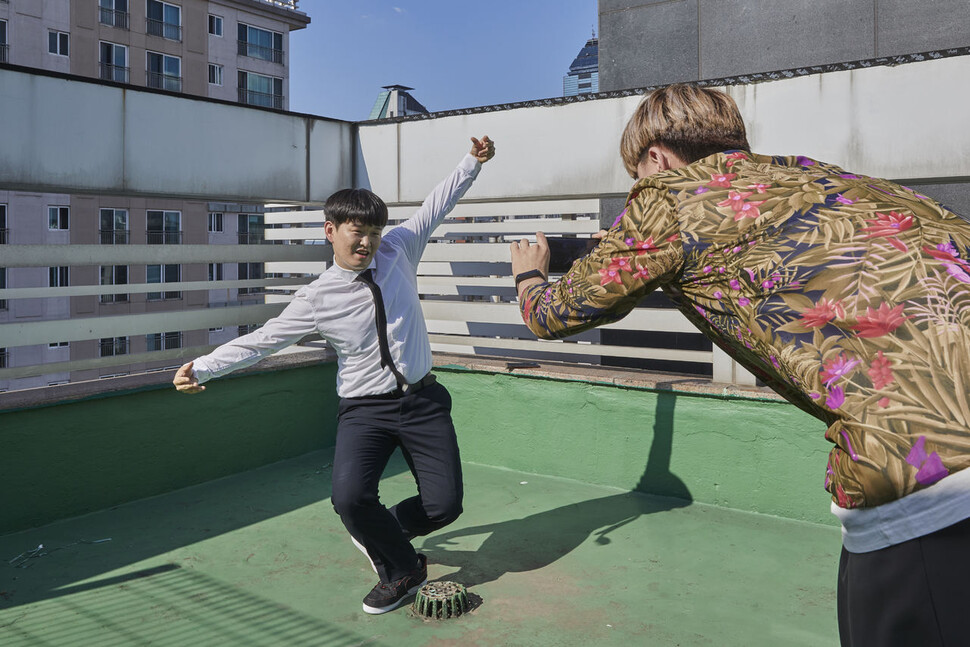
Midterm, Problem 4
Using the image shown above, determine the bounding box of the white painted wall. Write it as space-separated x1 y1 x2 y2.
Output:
4 54 968 205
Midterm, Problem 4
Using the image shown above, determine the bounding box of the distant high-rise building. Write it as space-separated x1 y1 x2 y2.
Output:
563 32 598 97
368 85 428 120
0 0 309 391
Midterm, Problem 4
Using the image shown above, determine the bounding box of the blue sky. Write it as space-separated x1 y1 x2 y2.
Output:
288 0 599 121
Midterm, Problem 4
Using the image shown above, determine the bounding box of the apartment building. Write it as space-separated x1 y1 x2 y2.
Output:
0 0 309 391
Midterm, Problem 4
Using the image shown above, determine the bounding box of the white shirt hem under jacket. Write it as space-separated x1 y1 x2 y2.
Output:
833 467 970 552
191 153 481 398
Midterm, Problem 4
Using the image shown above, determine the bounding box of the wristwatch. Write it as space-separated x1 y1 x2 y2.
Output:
514 269 547 288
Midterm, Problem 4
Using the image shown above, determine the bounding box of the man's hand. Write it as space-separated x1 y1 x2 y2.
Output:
470 136 496 164
173 361 205 394
510 231 550 298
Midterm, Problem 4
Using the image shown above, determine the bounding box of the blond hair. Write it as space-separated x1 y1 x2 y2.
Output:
620 84 750 178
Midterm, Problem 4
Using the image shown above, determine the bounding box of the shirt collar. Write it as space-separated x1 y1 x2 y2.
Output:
328 260 378 283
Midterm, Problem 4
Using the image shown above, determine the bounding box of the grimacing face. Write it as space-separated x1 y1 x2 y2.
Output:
325 220 383 271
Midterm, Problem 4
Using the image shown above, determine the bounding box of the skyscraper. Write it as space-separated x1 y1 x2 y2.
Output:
563 32 598 97
367 84 429 120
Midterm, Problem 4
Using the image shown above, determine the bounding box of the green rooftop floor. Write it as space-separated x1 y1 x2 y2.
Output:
0 448 841 646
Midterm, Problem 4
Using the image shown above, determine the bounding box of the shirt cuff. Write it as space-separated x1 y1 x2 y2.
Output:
459 153 482 178
191 360 212 385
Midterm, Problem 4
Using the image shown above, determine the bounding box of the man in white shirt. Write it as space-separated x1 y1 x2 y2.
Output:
173 136 495 614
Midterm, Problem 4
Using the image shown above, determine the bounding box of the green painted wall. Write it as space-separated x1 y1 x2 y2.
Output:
443 369 835 525
0 364 340 534
1 362 836 535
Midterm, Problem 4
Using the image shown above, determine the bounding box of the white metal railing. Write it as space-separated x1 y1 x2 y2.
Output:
262 200 726 380
256 0 299 10
99 8 129 29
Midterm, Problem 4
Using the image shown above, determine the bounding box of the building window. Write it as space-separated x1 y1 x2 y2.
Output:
100 336 129 357
48 30 69 56
0 267 6 311
99 208 129 244
100 265 129 303
147 0 181 42
146 331 182 351
238 71 284 110
146 209 181 243
0 20 8 64
147 51 181 92
238 23 283 64
48 206 69 230
49 341 69 349
147 263 181 300
208 263 223 281
237 213 264 243
208 14 223 36
208 63 223 86
238 262 262 295
0 203 7 243
208 212 224 232
237 324 258 336
209 327 223 333
49 266 69 287
99 0 129 29
99 42 129 83
0 347 7 369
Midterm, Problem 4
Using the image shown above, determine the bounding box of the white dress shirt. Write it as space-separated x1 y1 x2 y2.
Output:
192 154 482 398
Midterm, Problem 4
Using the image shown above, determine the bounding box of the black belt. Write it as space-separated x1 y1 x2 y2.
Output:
354 373 437 400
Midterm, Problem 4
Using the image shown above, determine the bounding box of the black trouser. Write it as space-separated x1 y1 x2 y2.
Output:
330 381 463 583
838 516 970 646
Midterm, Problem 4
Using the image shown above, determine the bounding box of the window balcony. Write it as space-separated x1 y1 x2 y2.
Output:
146 290 182 301
146 71 181 93
145 230 182 244
0 228 7 244
99 7 129 29
237 88 283 110
0 44 8 64
99 229 130 244
237 231 265 244
237 40 284 64
99 63 130 84
147 18 181 42
99 292 129 304
98 337 129 355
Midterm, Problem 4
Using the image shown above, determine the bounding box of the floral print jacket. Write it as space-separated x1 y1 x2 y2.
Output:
519 151 970 509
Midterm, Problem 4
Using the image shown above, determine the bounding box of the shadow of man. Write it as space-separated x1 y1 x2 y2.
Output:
421 389 692 588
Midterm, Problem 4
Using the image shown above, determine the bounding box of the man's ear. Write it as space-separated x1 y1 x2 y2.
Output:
648 144 687 171
647 145 672 172
324 220 336 243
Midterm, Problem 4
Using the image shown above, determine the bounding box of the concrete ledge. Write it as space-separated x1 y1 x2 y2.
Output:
432 351 784 402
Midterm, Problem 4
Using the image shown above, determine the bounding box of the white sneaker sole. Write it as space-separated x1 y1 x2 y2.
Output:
361 579 427 615
350 535 377 574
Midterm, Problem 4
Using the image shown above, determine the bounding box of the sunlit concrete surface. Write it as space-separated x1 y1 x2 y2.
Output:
0 450 841 647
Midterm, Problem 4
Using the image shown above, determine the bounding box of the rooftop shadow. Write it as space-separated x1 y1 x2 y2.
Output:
420 389 693 587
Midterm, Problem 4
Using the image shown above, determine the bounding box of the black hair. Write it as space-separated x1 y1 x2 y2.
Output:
324 188 388 228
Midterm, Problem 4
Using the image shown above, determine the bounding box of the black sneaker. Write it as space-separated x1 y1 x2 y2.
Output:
361 554 427 615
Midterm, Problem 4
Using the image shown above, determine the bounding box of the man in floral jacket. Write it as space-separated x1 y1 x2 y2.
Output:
511 83 970 646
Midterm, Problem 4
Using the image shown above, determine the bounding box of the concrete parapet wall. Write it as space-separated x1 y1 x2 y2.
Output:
1 358 832 535
2 53 969 205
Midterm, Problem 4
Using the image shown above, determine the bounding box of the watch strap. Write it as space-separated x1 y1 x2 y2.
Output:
514 269 547 287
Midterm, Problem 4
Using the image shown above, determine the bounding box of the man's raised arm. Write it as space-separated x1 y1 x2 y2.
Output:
511 185 685 339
